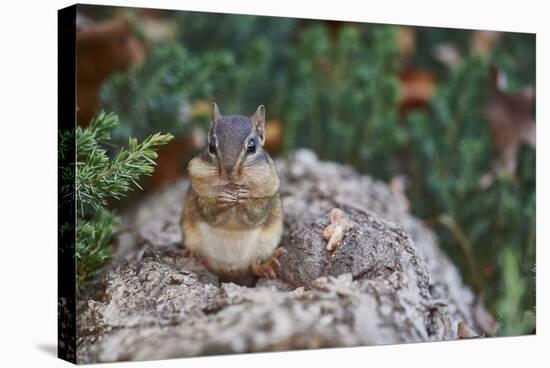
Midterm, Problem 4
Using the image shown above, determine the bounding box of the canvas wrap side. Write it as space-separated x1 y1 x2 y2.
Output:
58 4 77 364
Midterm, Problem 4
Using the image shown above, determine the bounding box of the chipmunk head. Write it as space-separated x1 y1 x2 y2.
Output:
204 103 268 182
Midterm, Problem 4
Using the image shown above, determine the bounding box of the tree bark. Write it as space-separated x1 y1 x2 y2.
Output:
76 150 492 363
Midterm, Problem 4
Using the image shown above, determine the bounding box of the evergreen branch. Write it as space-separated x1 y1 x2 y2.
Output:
76 111 119 156
75 112 173 216
76 209 117 287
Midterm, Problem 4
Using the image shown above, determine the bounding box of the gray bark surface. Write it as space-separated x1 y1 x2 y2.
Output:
76 150 489 363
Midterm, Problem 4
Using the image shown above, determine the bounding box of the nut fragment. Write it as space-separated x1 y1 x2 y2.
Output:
323 208 348 251
291 286 306 297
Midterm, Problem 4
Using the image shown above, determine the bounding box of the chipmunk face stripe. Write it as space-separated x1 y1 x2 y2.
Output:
214 116 253 179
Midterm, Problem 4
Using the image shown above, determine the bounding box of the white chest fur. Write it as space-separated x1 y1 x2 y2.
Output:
196 222 263 271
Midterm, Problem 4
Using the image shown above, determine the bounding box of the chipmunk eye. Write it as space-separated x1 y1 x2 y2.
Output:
208 137 217 155
246 138 256 154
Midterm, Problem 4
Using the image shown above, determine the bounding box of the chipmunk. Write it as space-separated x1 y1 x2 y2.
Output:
181 103 285 285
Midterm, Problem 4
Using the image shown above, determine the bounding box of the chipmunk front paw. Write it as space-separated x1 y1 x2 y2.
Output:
215 185 250 207
235 187 250 205
251 247 287 279
215 191 237 207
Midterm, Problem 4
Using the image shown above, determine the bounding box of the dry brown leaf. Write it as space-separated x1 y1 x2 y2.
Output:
471 30 500 56
397 26 416 59
265 119 283 153
76 16 145 124
399 70 437 116
480 67 535 189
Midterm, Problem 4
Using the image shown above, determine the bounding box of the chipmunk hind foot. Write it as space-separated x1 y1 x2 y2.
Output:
251 247 287 279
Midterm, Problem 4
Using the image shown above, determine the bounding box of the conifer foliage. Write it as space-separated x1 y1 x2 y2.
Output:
62 112 173 287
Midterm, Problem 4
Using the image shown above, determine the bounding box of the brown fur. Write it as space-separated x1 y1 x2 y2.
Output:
181 104 284 284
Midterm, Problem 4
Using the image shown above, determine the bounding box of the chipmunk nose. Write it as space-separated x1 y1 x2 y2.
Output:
222 164 238 181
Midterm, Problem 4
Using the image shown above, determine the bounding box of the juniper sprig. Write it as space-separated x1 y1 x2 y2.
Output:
76 111 173 216
61 111 173 287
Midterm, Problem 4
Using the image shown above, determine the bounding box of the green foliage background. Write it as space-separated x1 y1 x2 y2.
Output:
82 7 535 336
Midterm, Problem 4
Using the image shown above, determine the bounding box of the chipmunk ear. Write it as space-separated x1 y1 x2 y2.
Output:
212 102 222 125
251 105 266 145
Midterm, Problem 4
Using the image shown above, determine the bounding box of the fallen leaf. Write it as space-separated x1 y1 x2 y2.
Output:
76 16 145 124
399 70 437 116
479 66 535 189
